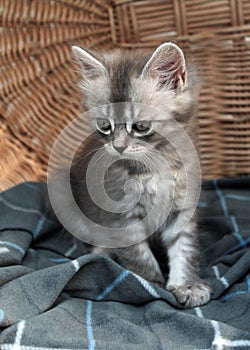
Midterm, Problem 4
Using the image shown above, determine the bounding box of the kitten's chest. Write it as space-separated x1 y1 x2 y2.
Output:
104 164 177 223
124 172 176 220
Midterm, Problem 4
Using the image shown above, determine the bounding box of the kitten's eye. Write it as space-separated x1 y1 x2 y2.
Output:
132 121 153 136
96 119 111 135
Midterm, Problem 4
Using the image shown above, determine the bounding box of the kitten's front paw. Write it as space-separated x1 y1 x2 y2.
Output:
166 281 211 308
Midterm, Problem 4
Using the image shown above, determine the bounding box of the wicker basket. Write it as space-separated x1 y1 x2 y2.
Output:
1 0 250 190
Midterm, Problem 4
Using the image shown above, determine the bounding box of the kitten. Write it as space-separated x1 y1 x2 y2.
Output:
69 42 211 308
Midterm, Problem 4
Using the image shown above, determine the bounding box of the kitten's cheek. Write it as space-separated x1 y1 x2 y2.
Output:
104 143 115 154
125 146 145 155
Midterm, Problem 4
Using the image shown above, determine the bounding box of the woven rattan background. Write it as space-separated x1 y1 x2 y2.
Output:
1 0 250 190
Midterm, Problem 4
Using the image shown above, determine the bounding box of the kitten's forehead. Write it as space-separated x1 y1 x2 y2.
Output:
88 102 169 125
83 48 197 124
103 50 150 104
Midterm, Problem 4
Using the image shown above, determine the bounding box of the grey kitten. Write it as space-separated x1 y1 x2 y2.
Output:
70 42 211 308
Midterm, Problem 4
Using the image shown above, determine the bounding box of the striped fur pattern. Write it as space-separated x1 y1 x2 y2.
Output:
71 43 211 307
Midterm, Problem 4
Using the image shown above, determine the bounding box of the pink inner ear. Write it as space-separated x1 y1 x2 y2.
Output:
85 63 99 77
79 61 102 79
148 48 186 90
159 61 184 89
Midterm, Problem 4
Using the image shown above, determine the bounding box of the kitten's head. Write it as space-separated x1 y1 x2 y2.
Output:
72 43 199 164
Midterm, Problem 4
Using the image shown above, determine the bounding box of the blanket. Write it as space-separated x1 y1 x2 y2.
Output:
0 178 250 349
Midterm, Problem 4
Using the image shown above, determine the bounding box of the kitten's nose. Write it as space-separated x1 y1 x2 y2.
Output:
114 145 126 154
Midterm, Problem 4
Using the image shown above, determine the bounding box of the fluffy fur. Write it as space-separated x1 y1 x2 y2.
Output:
70 43 211 307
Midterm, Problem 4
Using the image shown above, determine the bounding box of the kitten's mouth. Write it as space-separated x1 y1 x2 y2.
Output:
105 144 146 157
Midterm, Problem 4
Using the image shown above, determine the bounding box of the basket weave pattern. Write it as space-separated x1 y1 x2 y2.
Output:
1 0 250 190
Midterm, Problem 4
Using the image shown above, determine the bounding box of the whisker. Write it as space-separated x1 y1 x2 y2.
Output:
73 146 105 165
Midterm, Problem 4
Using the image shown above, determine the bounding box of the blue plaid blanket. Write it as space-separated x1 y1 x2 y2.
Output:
0 178 250 349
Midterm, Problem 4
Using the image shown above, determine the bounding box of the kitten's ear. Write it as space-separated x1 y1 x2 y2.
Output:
142 42 186 91
72 46 107 79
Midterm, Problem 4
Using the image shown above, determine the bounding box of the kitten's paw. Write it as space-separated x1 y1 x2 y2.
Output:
166 281 211 308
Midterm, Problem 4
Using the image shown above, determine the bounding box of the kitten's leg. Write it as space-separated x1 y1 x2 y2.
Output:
116 241 165 287
92 243 164 286
163 222 211 308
